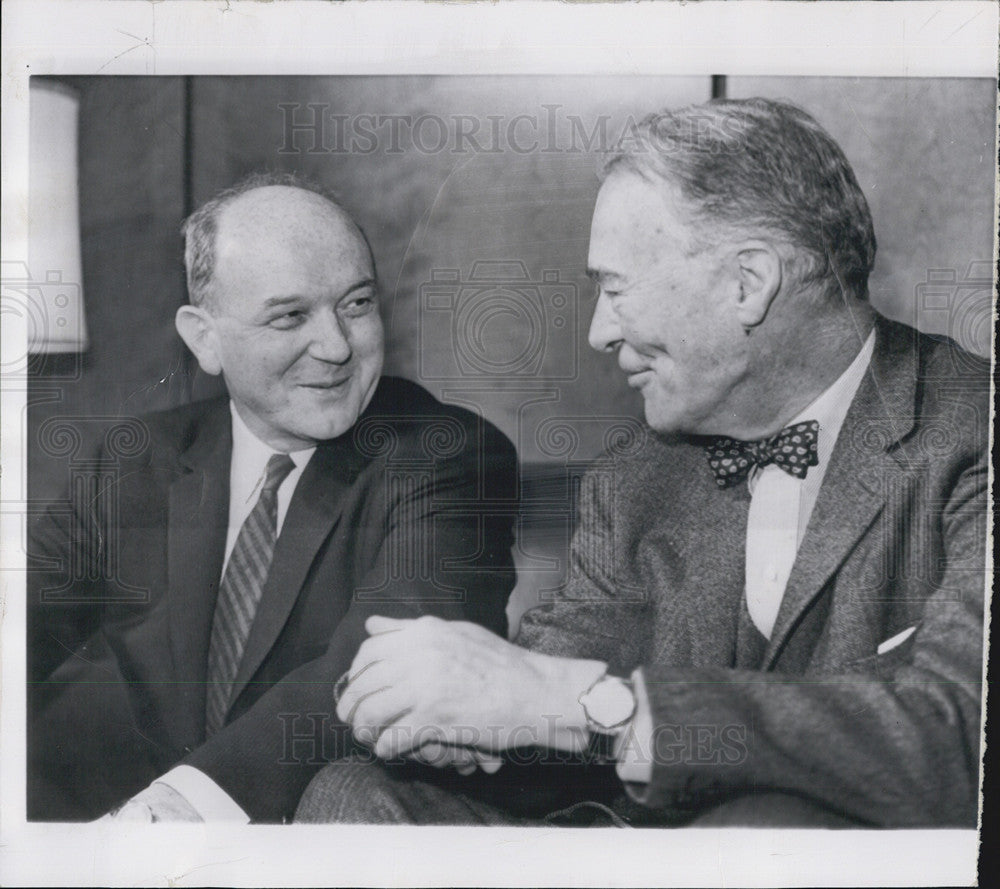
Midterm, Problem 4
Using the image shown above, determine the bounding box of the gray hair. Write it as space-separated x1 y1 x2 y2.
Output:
181 171 366 308
601 98 877 301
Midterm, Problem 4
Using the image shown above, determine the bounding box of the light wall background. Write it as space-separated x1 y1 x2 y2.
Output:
730 77 995 347
27 75 996 623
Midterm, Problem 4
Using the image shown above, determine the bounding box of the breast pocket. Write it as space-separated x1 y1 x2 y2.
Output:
845 623 921 678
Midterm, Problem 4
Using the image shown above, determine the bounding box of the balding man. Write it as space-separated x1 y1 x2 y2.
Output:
298 99 989 828
27 174 516 822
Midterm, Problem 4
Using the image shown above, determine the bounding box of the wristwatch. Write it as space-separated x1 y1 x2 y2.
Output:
578 673 636 762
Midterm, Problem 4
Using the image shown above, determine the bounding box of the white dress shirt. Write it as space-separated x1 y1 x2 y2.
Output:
744 329 876 638
617 330 876 783
222 403 315 573
153 403 315 822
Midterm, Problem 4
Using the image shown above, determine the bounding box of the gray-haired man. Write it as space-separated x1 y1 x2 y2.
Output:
298 99 988 827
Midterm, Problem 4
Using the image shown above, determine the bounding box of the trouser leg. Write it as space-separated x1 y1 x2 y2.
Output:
688 791 862 827
295 753 638 826
296 755 860 828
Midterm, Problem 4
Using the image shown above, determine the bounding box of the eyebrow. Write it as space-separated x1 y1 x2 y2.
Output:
586 267 625 284
261 295 306 311
260 279 377 311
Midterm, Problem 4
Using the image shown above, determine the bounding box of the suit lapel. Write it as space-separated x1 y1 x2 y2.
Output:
646 444 750 668
227 437 365 707
762 319 920 669
681 469 751 667
166 402 232 745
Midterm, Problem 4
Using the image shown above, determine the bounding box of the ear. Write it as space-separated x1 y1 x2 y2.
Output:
175 305 224 376
732 241 783 329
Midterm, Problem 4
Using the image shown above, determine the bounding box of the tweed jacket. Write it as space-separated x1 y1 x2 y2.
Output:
516 318 989 826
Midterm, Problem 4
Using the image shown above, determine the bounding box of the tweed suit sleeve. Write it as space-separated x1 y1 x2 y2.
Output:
635 453 987 826
515 454 652 678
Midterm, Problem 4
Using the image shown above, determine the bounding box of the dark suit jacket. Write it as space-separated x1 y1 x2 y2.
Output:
516 318 989 826
28 376 517 822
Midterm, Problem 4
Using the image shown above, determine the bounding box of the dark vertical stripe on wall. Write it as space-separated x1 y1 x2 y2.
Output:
183 76 195 217
181 75 195 402
711 75 727 100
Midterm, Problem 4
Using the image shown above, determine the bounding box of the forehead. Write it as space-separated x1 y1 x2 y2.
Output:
588 171 700 275
215 186 372 275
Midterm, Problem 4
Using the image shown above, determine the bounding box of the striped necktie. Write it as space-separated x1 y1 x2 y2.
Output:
205 452 295 736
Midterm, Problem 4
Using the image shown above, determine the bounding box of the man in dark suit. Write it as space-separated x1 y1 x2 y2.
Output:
297 99 989 827
27 174 516 822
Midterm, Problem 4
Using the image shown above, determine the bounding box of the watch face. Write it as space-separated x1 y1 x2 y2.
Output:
582 676 636 731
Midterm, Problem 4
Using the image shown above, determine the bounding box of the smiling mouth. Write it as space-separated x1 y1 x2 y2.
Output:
300 378 351 390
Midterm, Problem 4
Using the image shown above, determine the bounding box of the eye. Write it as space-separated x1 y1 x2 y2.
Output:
269 309 307 330
339 291 378 318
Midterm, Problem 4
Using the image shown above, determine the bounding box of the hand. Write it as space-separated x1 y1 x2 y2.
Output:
104 782 204 822
405 742 504 776
336 615 606 761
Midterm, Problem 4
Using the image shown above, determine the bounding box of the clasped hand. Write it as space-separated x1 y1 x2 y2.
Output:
336 615 572 770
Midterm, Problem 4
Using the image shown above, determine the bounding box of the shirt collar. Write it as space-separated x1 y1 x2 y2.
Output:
789 328 876 466
229 403 316 505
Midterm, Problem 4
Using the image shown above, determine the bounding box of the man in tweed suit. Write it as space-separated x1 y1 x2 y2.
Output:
297 99 989 827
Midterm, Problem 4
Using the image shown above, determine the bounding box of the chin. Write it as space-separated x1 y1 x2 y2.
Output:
310 417 357 442
284 409 357 445
643 405 700 440
643 403 678 435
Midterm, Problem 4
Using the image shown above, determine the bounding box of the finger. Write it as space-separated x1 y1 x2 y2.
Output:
353 704 413 753
365 615 411 636
111 800 153 822
407 740 464 770
343 683 393 733
433 743 476 770
350 687 415 749
334 659 379 706
335 659 394 723
475 753 504 775
371 709 430 760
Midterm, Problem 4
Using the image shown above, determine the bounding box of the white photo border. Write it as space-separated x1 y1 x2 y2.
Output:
1 2 996 886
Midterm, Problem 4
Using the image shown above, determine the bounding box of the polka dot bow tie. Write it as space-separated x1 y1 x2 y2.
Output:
705 420 820 488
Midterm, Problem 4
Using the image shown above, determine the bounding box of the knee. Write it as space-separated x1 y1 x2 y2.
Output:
296 757 397 824
689 791 859 827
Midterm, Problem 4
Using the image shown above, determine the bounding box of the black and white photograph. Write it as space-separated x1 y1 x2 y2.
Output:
1 2 995 886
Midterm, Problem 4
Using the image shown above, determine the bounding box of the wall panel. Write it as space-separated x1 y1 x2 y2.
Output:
729 76 995 356
29 76 189 503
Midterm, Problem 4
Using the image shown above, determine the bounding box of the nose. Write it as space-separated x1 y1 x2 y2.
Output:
587 292 622 353
308 308 353 364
